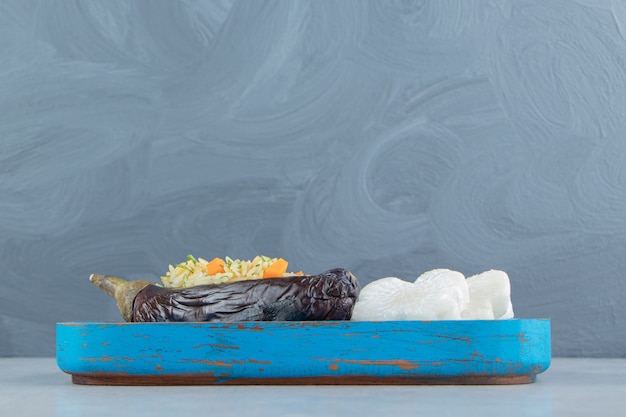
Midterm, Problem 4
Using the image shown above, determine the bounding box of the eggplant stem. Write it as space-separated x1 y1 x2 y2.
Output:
90 274 152 322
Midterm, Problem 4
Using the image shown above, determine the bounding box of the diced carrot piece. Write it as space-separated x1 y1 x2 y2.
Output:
263 258 288 278
206 258 225 275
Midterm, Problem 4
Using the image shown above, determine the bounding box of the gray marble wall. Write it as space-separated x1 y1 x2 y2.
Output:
2 0 625 357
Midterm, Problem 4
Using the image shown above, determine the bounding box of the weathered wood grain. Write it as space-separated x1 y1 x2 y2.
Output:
56 319 551 385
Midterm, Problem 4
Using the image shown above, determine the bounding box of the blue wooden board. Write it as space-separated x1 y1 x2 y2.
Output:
56 319 550 385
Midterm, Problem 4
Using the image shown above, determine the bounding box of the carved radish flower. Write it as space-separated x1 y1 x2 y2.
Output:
351 268 514 321
461 270 514 320
351 269 469 321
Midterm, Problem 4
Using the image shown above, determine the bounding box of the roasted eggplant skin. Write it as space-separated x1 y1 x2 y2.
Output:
131 268 360 322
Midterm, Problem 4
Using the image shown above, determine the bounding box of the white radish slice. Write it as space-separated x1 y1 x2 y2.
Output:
351 269 469 321
461 270 514 320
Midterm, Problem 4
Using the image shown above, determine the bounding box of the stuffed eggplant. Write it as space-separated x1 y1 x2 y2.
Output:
90 268 360 322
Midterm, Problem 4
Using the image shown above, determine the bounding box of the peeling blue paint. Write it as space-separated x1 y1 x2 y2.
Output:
56 320 550 384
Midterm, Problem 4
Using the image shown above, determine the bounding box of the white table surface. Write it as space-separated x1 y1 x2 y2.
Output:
1 358 625 416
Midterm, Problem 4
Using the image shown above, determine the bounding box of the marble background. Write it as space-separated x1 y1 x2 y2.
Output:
1 0 625 357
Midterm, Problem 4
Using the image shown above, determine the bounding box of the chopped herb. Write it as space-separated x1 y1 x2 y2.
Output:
187 254 198 263
176 262 192 272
